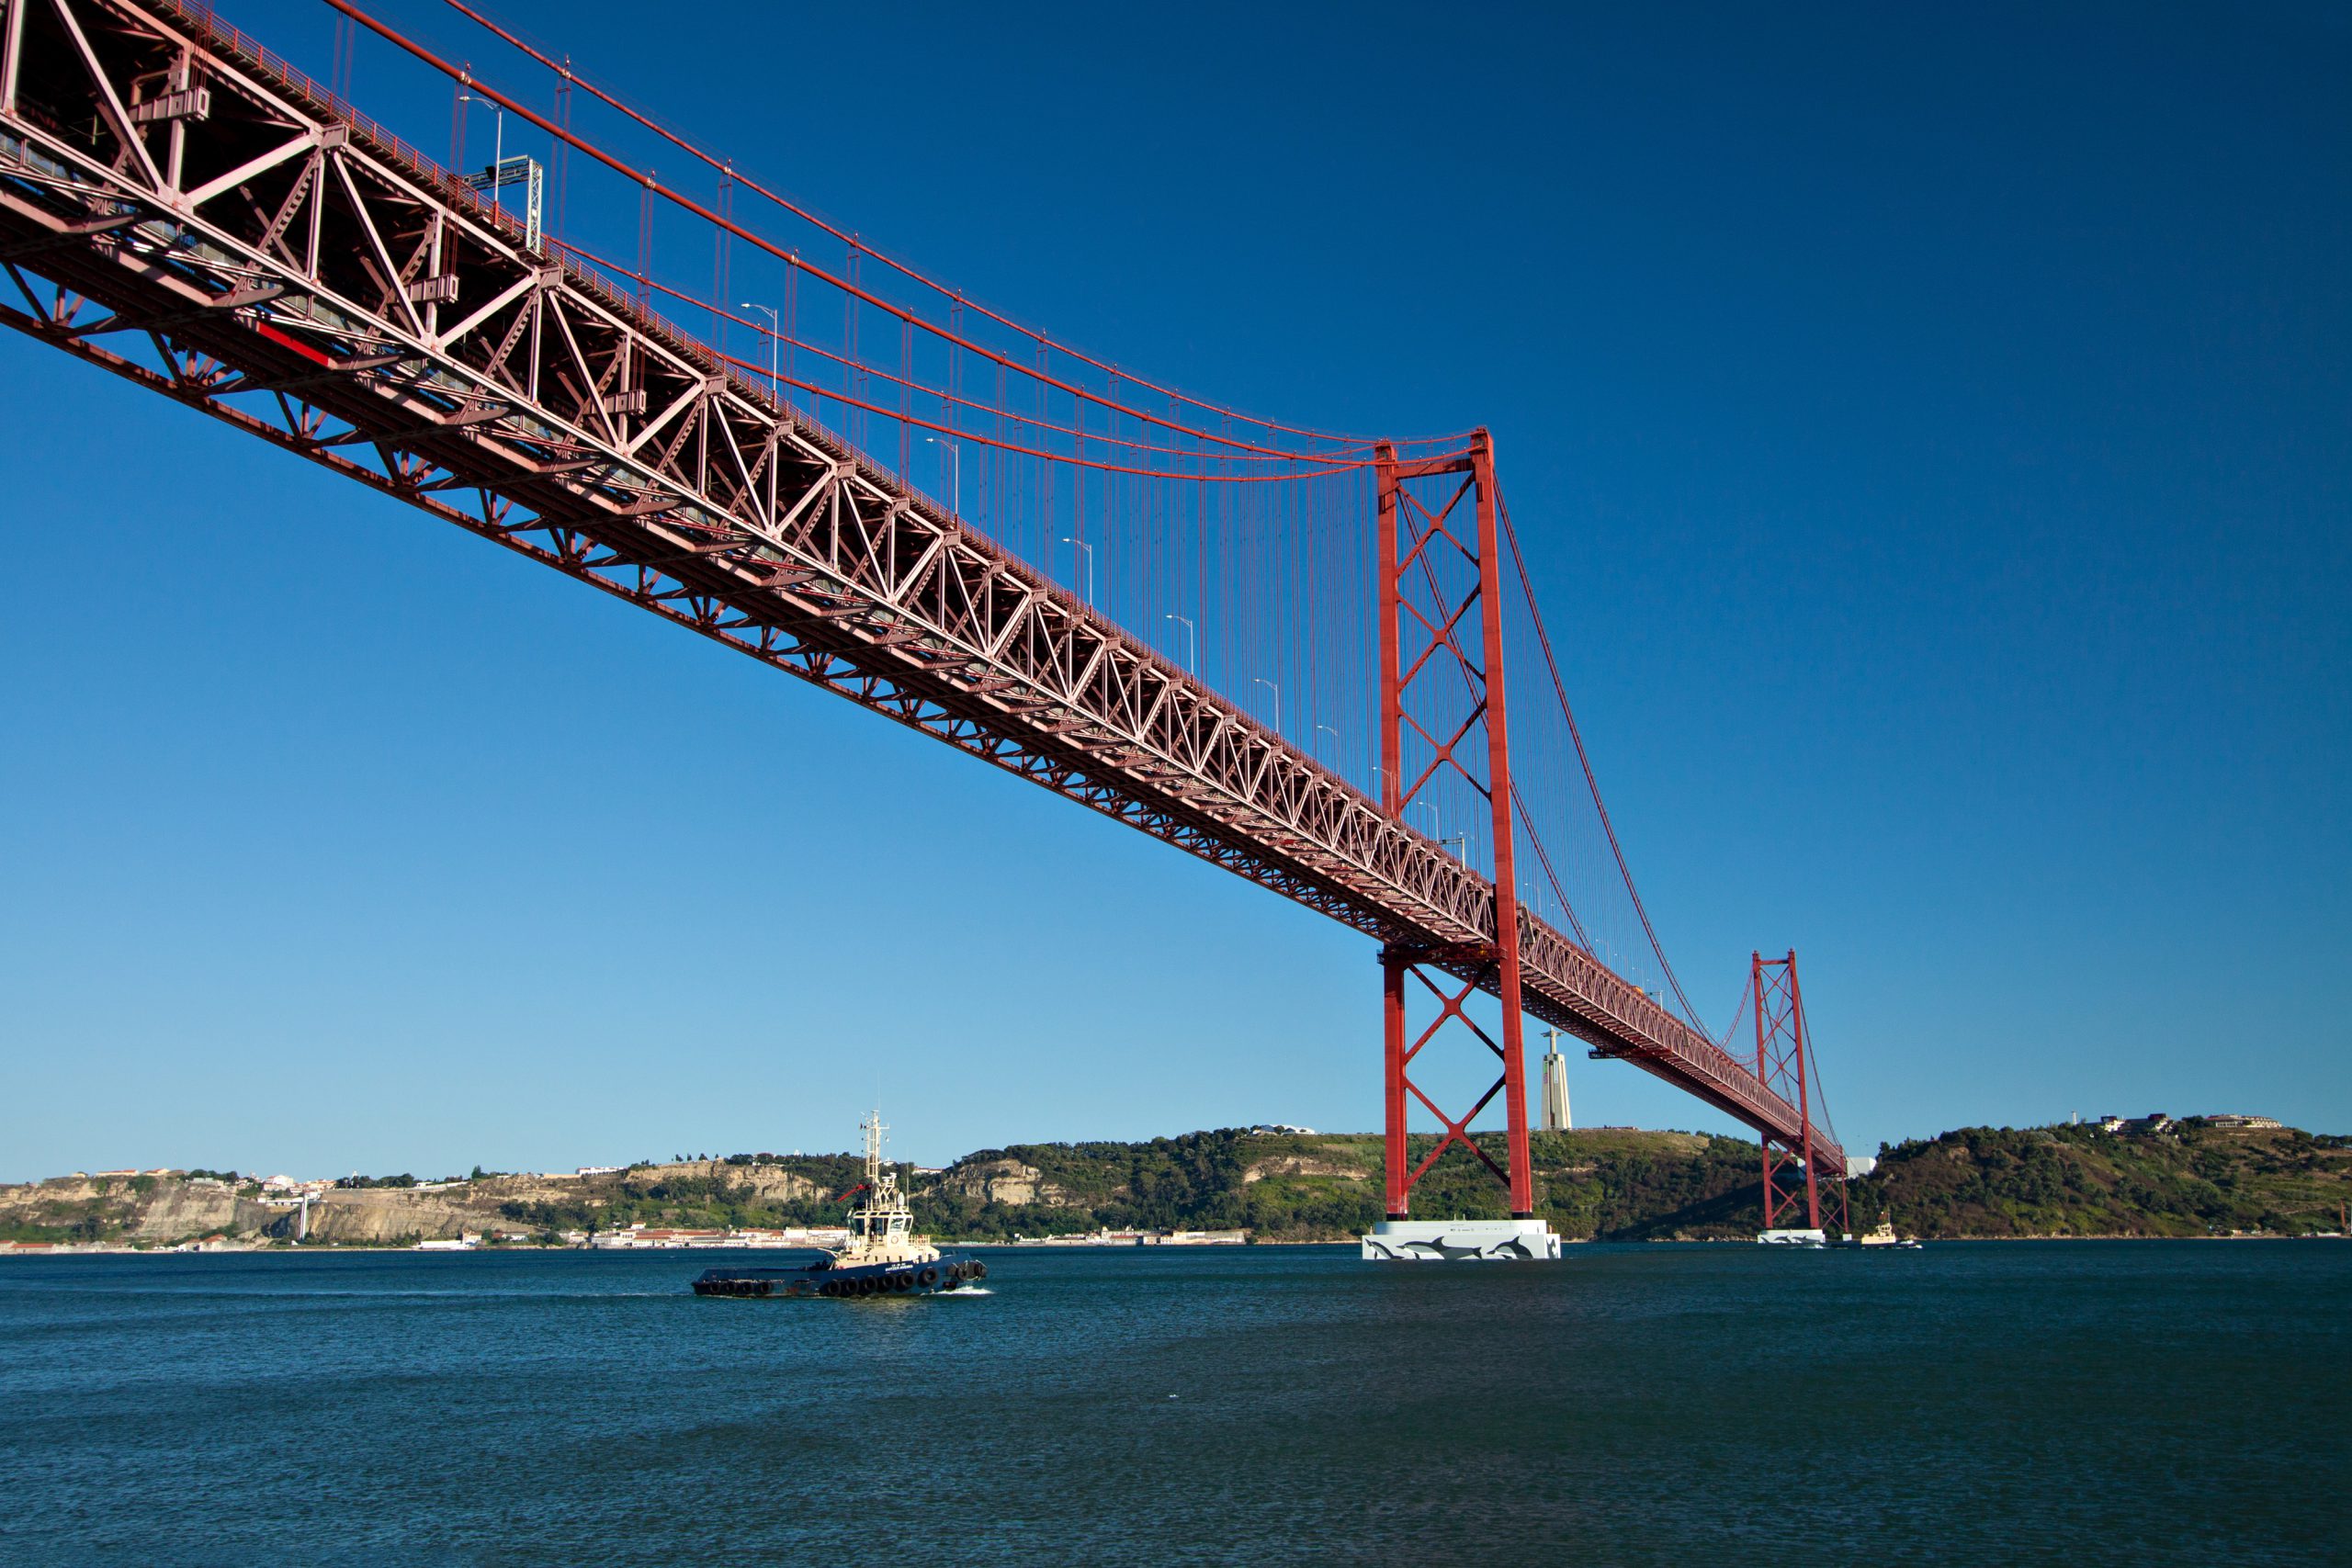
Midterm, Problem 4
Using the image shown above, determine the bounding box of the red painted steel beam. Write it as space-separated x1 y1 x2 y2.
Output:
1469 432 1534 1218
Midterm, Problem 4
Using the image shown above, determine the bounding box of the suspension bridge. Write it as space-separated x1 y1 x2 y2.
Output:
0 0 1849 1236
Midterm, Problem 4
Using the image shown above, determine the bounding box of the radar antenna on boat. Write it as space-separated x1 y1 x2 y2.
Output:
863 1108 888 1189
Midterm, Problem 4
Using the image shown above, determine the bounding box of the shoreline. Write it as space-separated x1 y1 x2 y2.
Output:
6 1232 2343 1258
8 1123 2340 1252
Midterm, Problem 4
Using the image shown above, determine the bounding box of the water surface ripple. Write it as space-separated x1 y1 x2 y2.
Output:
2 1242 2345 1564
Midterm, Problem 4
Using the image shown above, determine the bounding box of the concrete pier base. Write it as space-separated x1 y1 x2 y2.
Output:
1360 1217 1562 1261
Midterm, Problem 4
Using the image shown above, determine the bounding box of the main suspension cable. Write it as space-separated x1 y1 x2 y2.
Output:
323 0 1398 466
555 236 1416 471
432 0 1474 454
1498 491 1705 1032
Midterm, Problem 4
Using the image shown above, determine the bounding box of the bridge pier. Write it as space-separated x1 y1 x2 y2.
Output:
1383 951 1408 1218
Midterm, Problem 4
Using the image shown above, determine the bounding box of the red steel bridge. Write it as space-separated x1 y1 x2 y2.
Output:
0 0 1849 1230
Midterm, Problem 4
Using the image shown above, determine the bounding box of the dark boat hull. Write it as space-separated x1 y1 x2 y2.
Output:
693 1254 986 1300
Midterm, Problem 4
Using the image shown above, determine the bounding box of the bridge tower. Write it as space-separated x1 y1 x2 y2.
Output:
1366 429 1547 1254
1752 951 1847 1236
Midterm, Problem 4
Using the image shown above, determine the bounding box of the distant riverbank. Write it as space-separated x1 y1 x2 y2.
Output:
5 1119 2343 1251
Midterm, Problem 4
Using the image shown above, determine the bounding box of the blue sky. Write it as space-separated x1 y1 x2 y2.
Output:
2 1 2346 1179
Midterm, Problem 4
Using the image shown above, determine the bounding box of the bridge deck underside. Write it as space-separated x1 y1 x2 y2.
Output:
0 0 1840 1173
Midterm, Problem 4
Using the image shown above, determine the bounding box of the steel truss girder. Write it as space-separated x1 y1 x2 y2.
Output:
0 0 1843 1172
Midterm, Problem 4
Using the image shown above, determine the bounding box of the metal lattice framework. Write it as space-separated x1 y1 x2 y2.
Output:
1375 435 1535 1217
1752 951 1847 1232
0 0 1844 1186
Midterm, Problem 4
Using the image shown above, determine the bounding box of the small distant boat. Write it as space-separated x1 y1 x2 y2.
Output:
1854 1217 1921 1249
693 1111 984 1301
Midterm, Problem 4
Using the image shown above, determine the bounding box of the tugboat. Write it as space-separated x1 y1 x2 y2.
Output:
692 1111 985 1300
1853 1215 1922 1249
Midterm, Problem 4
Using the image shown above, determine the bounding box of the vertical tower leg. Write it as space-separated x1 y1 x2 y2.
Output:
1374 441 1408 1221
1791 950 1820 1231
1469 431 1534 1218
1754 953 1776 1228
1383 950 1408 1220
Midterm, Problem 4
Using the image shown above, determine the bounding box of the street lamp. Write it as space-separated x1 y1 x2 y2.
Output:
923 434 961 515
738 300 779 402
457 94 504 210
1164 613 1195 673
457 95 544 250
1414 800 1441 839
1058 536 1094 604
1251 677 1282 733
1314 723 1341 764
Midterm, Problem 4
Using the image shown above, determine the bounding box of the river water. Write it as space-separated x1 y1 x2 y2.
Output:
0 1241 2344 1564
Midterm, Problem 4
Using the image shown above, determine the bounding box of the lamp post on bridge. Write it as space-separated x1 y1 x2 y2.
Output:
1251 678 1282 735
1164 613 1195 673
455 95 543 250
456 93 503 209
923 434 961 515
738 300 780 404
1057 536 1094 605
1314 723 1341 769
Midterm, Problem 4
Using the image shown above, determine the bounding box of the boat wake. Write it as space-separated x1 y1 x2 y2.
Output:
937 1286 993 1297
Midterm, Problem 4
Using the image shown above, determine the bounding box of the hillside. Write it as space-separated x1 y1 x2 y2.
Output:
917 1127 1773 1242
0 1130 1759 1247
3 1120 2343 1247
1861 1121 2352 1238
